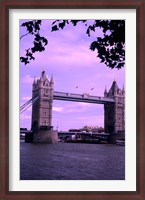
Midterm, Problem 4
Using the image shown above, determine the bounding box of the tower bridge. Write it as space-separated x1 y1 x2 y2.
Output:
21 70 125 143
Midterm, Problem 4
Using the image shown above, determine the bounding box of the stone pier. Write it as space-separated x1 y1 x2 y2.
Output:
33 130 58 143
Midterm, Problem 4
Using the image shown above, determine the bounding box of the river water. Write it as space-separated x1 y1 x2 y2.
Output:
20 142 125 180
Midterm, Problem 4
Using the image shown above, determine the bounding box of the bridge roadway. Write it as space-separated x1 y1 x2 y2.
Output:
53 91 114 104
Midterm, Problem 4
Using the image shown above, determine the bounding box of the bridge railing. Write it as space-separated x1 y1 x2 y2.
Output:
54 91 114 102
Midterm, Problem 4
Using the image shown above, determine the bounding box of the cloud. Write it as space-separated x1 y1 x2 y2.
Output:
21 75 42 85
22 75 34 84
20 20 100 70
75 115 104 126
53 114 104 131
53 101 103 115
77 115 104 120
27 42 99 71
20 114 31 120
22 96 31 101
52 106 63 112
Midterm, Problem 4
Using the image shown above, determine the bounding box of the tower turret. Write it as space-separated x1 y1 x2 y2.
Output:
104 86 107 97
40 70 46 80
107 81 118 97
122 84 125 95
33 77 36 84
32 77 37 90
50 75 54 89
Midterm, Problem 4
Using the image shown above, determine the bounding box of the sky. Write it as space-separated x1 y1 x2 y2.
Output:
20 20 125 131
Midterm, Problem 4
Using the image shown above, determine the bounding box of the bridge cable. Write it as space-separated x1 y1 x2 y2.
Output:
20 96 39 114
20 98 33 111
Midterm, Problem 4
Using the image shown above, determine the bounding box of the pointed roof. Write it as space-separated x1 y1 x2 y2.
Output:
122 84 125 91
104 85 107 93
109 81 119 95
33 77 36 84
50 74 54 83
40 70 48 81
41 70 46 78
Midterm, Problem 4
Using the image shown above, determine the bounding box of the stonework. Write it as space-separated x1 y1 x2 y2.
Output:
31 70 54 131
104 81 125 134
33 130 58 143
31 70 58 143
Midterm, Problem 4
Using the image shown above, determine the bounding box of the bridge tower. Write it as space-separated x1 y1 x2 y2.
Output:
31 70 54 131
31 70 58 143
104 81 125 134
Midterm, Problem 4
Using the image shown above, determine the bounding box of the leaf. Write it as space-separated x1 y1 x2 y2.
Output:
82 20 87 23
59 21 66 29
90 25 95 31
20 19 125 69
21 22 27 27
20 57 29 65
71 20 79 26
86 28 90 36
35 24 40 31
51 25 59 32
42 37 48 46
27 25 33 33
117 62 124 69
90 41 98 51
37 20 41 24
52 20 59 25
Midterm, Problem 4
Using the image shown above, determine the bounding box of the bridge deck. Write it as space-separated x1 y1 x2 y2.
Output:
53 91 114 104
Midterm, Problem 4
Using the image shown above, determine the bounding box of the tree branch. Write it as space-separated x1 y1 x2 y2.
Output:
20 32 29 40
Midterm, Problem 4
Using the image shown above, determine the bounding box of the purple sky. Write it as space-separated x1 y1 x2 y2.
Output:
20 20 125 131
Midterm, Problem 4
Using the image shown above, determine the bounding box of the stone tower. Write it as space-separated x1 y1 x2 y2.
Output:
104 81 125 134
31 70 54 131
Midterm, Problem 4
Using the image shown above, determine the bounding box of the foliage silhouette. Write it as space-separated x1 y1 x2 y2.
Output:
20 20 125 69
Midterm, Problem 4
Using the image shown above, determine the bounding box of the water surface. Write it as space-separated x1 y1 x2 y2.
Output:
20 142 125 180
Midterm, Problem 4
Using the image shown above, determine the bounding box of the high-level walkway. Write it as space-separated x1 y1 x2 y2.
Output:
20 91 114 115
53 91 114 104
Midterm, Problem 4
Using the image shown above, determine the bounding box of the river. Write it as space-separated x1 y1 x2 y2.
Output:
20 142 125 180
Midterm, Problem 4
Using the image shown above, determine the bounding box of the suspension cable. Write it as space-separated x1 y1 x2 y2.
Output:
20 98 33 111
20 96 39 114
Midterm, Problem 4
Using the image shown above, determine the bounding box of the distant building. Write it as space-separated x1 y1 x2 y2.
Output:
69 129 81 132
80 126 104 133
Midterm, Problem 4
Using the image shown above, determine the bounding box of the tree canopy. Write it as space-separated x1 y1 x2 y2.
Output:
20 20 125 69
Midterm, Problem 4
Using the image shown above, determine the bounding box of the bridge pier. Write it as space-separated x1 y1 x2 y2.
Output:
108 133 125 144
24 127 58 143
33 129 58 143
